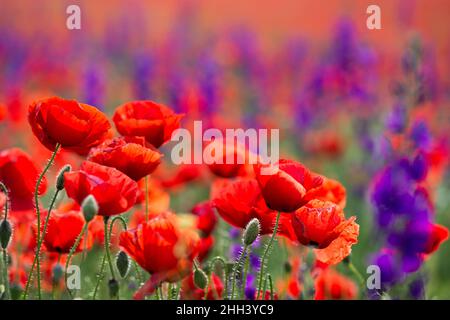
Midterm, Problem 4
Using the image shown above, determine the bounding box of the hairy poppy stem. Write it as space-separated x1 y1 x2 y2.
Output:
93 252 107 300
256 211 281 300
230 245 248 299
64 222 88 298
0 183 10 300
103 216 118 298
23 143 60 300
240 253 250 299
209 256 226 299
2 249 9 299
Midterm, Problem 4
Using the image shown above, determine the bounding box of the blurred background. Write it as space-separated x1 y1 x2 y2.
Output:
0 0 449 299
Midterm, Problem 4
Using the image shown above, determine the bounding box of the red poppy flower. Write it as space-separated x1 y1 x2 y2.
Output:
303 178 347 209
64 161 138 216
113 100 183 148
160 164 204 189
87 136 162 181
119 212 200 299
314 218 359 265
254 159 323 212
191 201 217 237
181 272 224 300
292 200 357 249
28 97 112 155
39 210 92 254
212 178 296 240
314 269 358 300
423 224 449 255
0 148 47 210
205 139 256 178
198 235 214 261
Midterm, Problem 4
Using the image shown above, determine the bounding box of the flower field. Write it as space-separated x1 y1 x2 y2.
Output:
0 0 449 301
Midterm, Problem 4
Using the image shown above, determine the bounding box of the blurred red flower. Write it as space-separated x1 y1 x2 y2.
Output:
423 223 449 256
206 139 255 178
113 100 183 148
292 199 357 249
254 159 323 212
119 212 200 299
28 97 112 155
38 210 92 254
314 218 359 265
160 164 204 189
212 178 296 240
64 161 138 216
0 148 47 210
303 177 347 209
87 136 162 181
191 201 217 237
314 268 358 300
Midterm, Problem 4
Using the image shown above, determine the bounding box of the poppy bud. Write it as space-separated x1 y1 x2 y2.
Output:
242 218 260 246
108 279 119 298
0 219 12 249
193 267 208 290
81 195 98 223
116 251 130 278
56 164 72 190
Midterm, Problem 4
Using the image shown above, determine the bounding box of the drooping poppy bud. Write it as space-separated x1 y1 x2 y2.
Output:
0 219 12 249
116 251 130 279
193 266 208 290
56 164 72 191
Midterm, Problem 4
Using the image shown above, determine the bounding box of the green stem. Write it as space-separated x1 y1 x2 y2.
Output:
241 253 250 299
267 274 274 300
2 249 10 299
93 252 107 300
104 216 116 282
209 256 226 299
64 223 87 298
23 143 60 300
347 261 365 288
256 211 281 300
231 245 248 299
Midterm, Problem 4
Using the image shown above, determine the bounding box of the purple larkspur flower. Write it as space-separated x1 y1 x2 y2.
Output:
386 103 408 134
410 121 431 150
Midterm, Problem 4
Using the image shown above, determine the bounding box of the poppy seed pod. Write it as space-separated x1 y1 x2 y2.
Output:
81 195 98 223
56 164 72 190
242 218 260 246
116 251 130 278
193 267 208 290
0 219 12 249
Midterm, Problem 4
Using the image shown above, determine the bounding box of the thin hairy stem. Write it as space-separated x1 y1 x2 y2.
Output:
23 143 60 300
93 252 107 300
231 245 248 299
256 211 281 300
64 222 87 298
